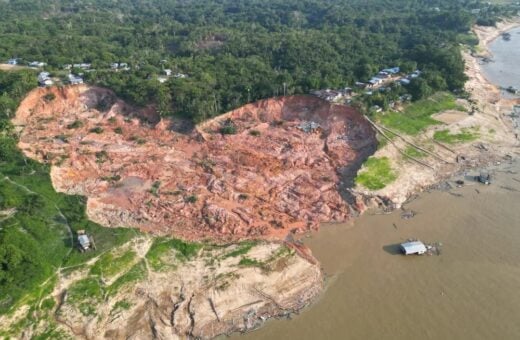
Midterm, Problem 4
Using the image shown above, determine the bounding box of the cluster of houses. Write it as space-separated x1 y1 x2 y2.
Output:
37 71 84 87
366 67 401 88
64 63 92 71
312 66 424 103
5 58 191 87
7 58 47 68
356 67 422 91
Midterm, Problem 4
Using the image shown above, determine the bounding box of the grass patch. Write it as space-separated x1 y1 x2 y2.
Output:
89 250 136 279
146 238 202 271
355 157 397 190
113 299 132 311
107 261 146 296
68 277 104 314
238 257 263 268
377 92 464 135
222 241 256 259
403 146 426 159
433 129 479 144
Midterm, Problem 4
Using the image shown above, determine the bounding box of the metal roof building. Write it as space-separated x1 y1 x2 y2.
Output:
400 241 427 255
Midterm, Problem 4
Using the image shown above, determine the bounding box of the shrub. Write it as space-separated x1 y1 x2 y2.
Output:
67 120 83 129
185 195 198 203
220 119 237 135
89 126 104 134
43 93 56 102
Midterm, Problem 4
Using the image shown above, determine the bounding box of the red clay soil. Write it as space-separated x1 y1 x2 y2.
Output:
13 85 376 242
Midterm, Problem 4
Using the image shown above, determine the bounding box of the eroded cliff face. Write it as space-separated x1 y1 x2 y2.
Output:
13 85 376 243
49 239 322 340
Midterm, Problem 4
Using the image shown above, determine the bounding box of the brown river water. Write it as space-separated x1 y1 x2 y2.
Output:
232 31 520 340
239 162 520 340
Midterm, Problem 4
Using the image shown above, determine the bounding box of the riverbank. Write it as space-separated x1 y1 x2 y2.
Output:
473 18 520 58
353 19 520 207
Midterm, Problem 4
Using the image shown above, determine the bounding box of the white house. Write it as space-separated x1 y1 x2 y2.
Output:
29 61 46 68
38 72 53 86
68 74 84 85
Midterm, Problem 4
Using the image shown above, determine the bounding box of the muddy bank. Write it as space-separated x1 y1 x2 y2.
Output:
13 86 376 243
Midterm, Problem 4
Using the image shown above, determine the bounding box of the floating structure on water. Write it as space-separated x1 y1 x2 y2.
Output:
400 241 427 255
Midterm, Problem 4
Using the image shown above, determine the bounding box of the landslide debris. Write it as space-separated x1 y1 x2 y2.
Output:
13 85 376 242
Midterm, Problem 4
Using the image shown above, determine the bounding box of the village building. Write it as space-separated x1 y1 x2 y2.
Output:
68 74 84 85
29 61 46 68
382 67 400 74
157 76 168 83
368 77 383 87
7 58 18 65
377 71 390 79
73 63 92 70
38 72 53 86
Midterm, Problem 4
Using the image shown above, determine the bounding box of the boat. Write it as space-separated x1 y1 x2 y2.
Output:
400 241 427 255
475 170 491 185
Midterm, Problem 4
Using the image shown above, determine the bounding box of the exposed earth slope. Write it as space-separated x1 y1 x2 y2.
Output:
13 86 376 242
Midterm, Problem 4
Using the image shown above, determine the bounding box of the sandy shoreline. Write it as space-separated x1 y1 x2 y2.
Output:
474 18 520 57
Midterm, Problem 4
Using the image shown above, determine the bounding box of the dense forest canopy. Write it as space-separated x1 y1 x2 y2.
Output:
1 0 517 120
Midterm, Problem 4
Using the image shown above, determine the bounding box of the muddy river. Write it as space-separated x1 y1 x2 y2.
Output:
234 29 520 340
